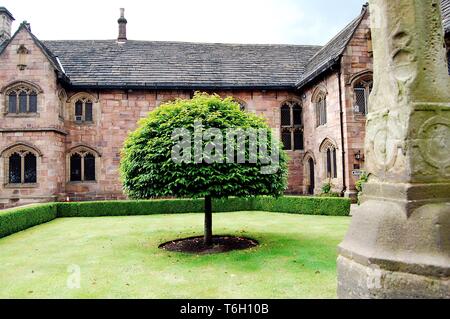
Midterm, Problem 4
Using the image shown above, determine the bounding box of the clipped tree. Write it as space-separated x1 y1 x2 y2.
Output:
120 93 288 246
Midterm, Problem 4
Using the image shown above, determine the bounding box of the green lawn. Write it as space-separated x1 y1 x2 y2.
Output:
0 212 350 299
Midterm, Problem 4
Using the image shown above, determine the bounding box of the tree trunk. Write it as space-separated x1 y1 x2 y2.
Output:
204 196 213 246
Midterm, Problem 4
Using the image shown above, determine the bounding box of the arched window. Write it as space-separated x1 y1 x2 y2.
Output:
58 89 67 119
315 93 327 127
74 97 93 123
5 84 39 114
354 77 373 115
320 139 338 179
68 147 99 182
2 145 39 185
280 101 303 151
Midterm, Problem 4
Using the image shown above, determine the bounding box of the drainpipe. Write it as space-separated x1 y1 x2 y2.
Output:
336 61 347 196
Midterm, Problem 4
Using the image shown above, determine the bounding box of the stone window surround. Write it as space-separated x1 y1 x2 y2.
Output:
66 145 101 184
348 70 373 117
0 81 43 117
319 138 338 180
231 97 247 112
280 99 304 151
311 85 328 128
57 88 67 121
67 92 99 125
1 142 42 189
302 151 317 194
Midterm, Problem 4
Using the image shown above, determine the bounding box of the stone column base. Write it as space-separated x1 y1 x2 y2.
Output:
337 255 450 299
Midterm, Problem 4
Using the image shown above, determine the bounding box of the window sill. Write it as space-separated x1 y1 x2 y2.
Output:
4 183 39 189
67 181 97 185
4 113 40 118
74 121 94 126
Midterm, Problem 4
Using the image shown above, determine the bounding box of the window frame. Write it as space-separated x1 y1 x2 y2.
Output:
280 100 304 151
353 78 373 116
2 144 40 188
67 146 100 184
3 83 41 117
320 139 338 180
73 98 94 123
315 93 327 127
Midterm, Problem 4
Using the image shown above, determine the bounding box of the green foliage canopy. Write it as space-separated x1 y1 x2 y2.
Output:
120 93 288 199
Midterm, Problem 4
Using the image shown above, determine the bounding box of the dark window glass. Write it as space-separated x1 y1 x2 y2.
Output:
332 148 337 178
293 105 302 126
326 149 332 178
354 87 366 114
24 153 37 183
29 92 37 113
322 98 327 124
19 92 27 113
8 92 17 113
85 102 93 122
75 101 83 117
84 153 96 181
281 105 291 126
282 131 292 150
9 153 21 184
70 154 82 182
293 130 303 151
316 97 327 126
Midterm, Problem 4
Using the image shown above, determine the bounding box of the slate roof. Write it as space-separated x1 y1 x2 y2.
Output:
3 2 449 90
43 40 321 89
442 0 450 34
296 5 368 89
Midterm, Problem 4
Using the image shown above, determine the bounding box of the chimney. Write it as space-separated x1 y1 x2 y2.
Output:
0 7 15 44
117 8 127 43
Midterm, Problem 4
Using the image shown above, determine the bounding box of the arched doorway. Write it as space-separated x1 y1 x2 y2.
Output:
308 158 315 195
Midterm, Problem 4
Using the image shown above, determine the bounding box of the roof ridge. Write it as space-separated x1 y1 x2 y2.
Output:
43 39 323 48
304 8 366 64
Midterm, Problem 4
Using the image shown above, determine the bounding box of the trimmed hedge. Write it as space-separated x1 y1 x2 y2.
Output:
0 203 58 238
57 197 254 218
254 196 351 216
0 196 350 239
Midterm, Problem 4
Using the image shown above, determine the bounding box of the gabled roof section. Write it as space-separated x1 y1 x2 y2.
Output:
42 40 320 89
296 4 368 89
442 0 450 35
0 22 69 83
0 7 15 20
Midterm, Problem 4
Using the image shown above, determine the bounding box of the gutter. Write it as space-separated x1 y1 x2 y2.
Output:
335 60 347 196
296 57 340 90
64 83 297 91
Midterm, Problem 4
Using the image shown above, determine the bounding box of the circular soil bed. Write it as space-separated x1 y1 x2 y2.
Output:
159 236 259 254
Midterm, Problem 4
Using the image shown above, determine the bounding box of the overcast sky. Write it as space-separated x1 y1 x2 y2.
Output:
3 0 367 45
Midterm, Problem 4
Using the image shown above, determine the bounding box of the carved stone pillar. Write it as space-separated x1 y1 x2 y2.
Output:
337 0 450 299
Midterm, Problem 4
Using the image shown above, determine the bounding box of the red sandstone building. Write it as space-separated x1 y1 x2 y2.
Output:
0 3 449 208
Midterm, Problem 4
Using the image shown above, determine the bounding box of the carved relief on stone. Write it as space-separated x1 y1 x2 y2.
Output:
365 110 406 177
389 29 417 83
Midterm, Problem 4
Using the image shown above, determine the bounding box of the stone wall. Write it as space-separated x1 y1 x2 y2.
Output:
340 10 373 196
62 89 305 200
0 13 373 206
0 27 65 208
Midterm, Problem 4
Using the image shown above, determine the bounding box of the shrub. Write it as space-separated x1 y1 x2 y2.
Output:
0 203 58 238
318 192 341 198
120 92 288 245
253 196 350 216
355 171 369 204
321 182 332 194
0 197 351 239
57 198 254 218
